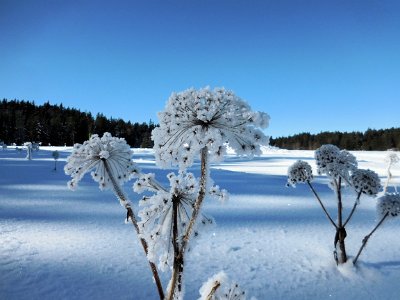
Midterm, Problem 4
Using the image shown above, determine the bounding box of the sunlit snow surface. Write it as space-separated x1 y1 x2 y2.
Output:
1 147 399 299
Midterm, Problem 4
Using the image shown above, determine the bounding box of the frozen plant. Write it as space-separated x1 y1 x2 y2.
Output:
135 171 222 272
199 272 246 300
287 145 382 264
150 87 269 300
52 150 59 171
383 151 399 193
64 132 164 299
353 193 400 265
24 142 32 160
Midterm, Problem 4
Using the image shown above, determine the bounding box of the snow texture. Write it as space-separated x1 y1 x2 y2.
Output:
1 147 400 299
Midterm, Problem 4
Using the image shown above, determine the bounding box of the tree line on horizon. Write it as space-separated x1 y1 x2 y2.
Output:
270 128 400 151
1 99 398 150
0 99 155 147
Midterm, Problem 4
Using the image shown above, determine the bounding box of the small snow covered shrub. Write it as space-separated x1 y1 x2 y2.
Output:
383 151 399 193
287 145 382 265
52 150 59 171
353 193 400 264
24 142 33 160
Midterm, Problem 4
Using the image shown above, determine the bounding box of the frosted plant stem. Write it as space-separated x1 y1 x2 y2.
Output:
206 281 221 300
353 212 389 265
103 159 164 300
383 165 392 194
167 147 209 300
307 181 337 229
335 178 347 264
343 191 363 227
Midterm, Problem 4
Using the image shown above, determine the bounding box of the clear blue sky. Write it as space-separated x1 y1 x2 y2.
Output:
1 0 399 138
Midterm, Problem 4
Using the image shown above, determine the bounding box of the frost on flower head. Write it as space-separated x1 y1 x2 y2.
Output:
152 87 270 169
64 132 139 191
385 152 399 165
199 271 246 300
377 193 400 218
287 160 313 187
315 144 357 181
136 171 217 271
351 169 381 196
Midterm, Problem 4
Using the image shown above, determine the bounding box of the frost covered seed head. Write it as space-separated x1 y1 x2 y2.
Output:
137 171 217 270
315 144 357 181
351 169 381 196
152 87 270 169
287 160 313 187
377 193 400 218
64 132 139 190
385 152 399 165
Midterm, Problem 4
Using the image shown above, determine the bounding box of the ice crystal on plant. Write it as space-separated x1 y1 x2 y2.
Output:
136 171 218 271
351 169 381 196
199 271 246 300
315 144 357 182
152 87 270 169
377 193 400 218
64 132 139 191
287 160 313 187
385 152 399 165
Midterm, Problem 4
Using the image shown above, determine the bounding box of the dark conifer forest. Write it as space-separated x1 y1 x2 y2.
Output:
1 99 398 150
270 128 400 150
0 99 155 147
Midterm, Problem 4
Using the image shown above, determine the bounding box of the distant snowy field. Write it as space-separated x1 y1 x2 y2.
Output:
1 146 399 300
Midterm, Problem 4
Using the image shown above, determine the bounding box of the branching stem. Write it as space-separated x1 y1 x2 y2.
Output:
167 147 209 300
103 159 164 300
353 212 389 265
307 181 337 229
343 191 362 227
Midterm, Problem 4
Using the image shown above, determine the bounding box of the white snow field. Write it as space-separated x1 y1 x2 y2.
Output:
1 147 399 300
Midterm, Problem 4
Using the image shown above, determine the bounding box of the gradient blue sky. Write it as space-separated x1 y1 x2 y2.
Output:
1 0 399 137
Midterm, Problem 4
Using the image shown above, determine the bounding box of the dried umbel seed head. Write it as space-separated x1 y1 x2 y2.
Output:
152 87 270 169
385 152 399 165
287 160 313 187
315 144 357 181
351 169 381 196
64 132 139 191
377 193 400 218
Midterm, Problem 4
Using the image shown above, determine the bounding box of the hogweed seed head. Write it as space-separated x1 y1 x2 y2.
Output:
64 132 139 191
315 144 357 181
351 169 381 196
152 87 270 169
287 160 313 187
377 193 400 218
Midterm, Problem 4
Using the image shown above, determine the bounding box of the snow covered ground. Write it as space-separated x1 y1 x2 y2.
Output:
1 146 399 299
